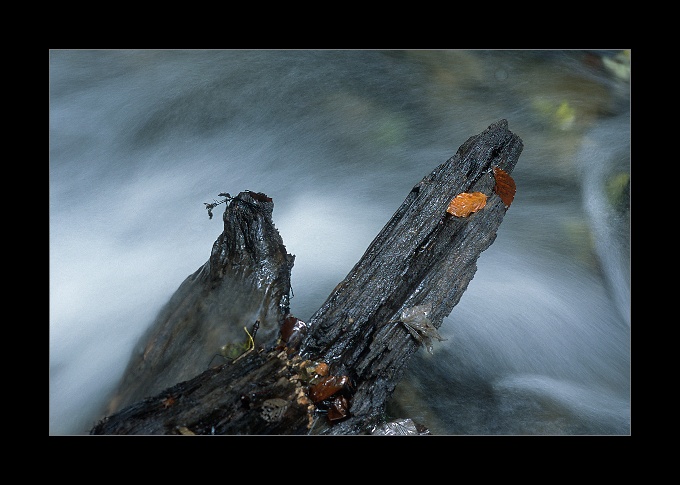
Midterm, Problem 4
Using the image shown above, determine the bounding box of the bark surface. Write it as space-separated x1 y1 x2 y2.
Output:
91 119 523 435
103 190 294 416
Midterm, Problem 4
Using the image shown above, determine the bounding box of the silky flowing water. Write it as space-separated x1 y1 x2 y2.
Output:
49 50 630 435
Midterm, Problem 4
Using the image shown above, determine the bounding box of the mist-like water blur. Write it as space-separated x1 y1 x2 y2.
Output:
49 50 630 435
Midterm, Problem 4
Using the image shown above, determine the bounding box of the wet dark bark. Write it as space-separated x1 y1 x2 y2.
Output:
102 190 295 417
91 119 523 435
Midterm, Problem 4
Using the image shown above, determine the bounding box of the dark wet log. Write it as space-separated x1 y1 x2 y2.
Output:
103 190 295 416
91 119 523 435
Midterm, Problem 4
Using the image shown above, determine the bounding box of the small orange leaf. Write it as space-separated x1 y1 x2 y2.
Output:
493 166 516 208
446 192 487 217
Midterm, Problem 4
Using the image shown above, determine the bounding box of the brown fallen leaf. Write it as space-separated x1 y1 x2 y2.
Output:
446 191 487 217
493 166 516 208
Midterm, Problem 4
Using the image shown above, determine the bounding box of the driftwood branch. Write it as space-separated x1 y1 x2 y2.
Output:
91 119 523 435
101 190 295 416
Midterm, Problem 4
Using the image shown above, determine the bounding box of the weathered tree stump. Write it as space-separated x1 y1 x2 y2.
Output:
103 190 295 416
91 119 523 435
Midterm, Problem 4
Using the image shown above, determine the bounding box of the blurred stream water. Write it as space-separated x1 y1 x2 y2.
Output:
49 50 630 435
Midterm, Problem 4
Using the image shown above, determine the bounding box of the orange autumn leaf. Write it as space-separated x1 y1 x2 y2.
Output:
493 166 516 208
446 191 487 217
